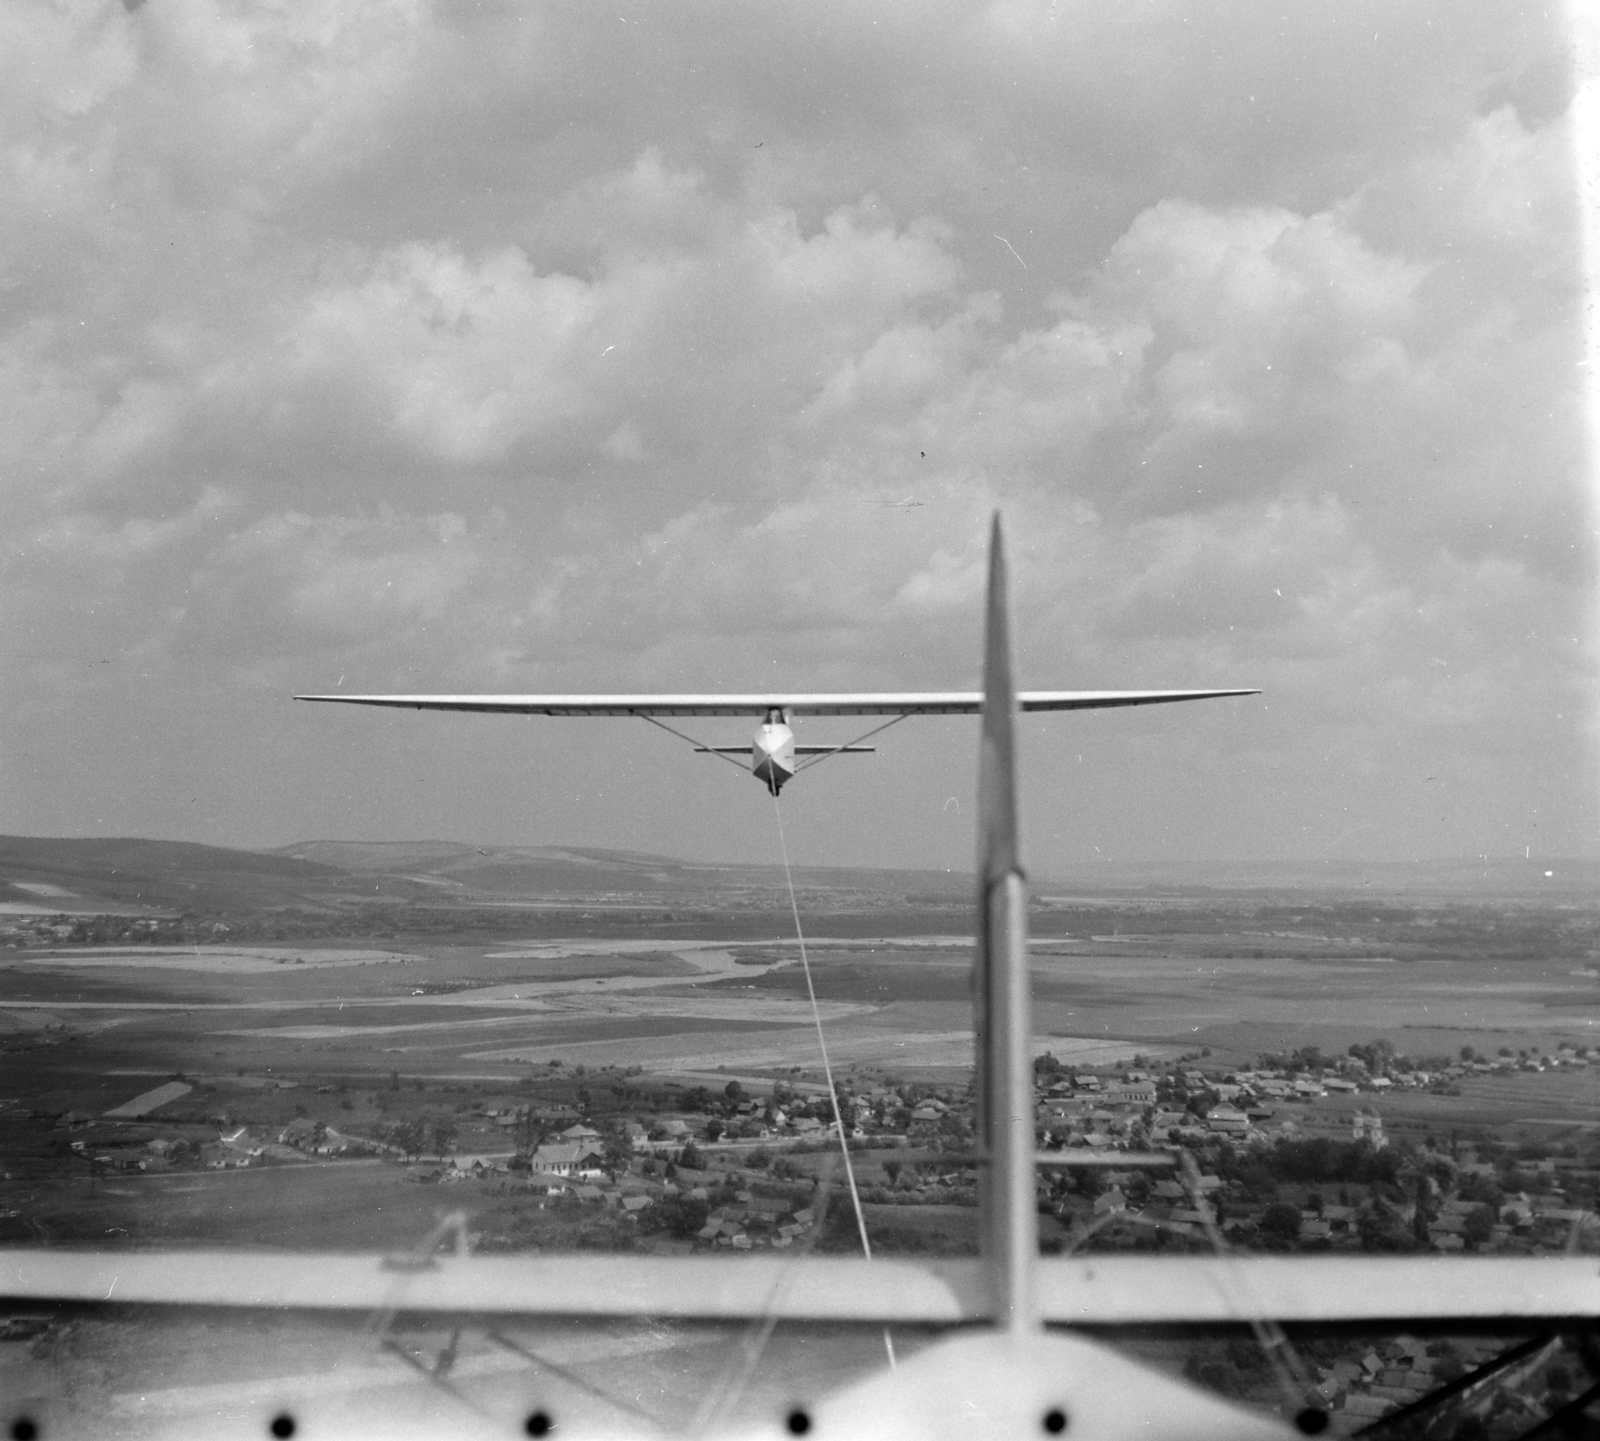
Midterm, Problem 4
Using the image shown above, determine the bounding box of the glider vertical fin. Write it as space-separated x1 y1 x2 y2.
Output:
975 514 1038 1331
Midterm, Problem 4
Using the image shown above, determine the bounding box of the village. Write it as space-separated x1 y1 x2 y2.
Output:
33 1035 1600 1258
9 1031 1600 1433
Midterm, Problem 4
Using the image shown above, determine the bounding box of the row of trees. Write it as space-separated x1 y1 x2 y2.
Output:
374 1114 459 1160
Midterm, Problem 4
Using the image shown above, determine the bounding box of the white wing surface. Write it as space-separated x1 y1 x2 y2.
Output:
294 689 1257 717
3 1250 1597 1328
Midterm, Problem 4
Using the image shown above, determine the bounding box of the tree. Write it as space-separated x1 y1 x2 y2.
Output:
724 1080 745 1101
428 1115 458 1157
1459 1173 1503 1208
1462 1204 1497 1247
514 1113 543 1155
1357 1202 1418 1252
679 1141 703 1171
1259 1202 1303 1245
642 1195 709 1240
391 1117 427 1160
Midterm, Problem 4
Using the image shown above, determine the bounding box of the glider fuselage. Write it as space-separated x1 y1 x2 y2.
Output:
752 710 795 795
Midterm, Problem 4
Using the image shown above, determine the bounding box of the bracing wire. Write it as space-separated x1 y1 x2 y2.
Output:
771 795 897 1370
631 712 751 776
1178 1152 1318 1420
792 713 911 773
691 1153 847 1436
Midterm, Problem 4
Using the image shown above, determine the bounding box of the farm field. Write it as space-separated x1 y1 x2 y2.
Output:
5 934 1596 1104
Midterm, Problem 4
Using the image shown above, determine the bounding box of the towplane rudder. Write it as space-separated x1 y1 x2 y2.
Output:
975 512 1037 1332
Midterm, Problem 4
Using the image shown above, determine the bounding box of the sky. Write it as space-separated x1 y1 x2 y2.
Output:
2 0 1596 875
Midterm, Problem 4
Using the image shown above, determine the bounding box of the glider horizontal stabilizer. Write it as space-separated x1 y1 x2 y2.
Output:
694 744 876 754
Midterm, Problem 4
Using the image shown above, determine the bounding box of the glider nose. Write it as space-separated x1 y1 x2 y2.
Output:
752 752 792 795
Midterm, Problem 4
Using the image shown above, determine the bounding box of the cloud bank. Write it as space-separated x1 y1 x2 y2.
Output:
2 1 1592 870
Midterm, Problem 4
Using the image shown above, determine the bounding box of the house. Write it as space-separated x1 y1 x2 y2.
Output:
561 1124 602 1141
219 1127 264 1158
1206 1107 1251 1134
1092 1187 1127 1216
529 1141 605 1178
449 1153 507 1173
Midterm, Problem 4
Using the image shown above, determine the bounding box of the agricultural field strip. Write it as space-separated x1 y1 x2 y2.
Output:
221 996 869 1039
104 1081 193 1118
471 1027 983 1070
7 949 409 971
0 944 778 1015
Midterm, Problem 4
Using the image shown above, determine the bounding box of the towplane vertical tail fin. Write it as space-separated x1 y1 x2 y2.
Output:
975 513 1038 1331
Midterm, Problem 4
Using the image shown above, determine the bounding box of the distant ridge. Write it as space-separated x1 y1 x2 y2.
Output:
1 835 1591 920
0 834 970 918
1036 855 1600 901
0 835 344 915
273 839 973 900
